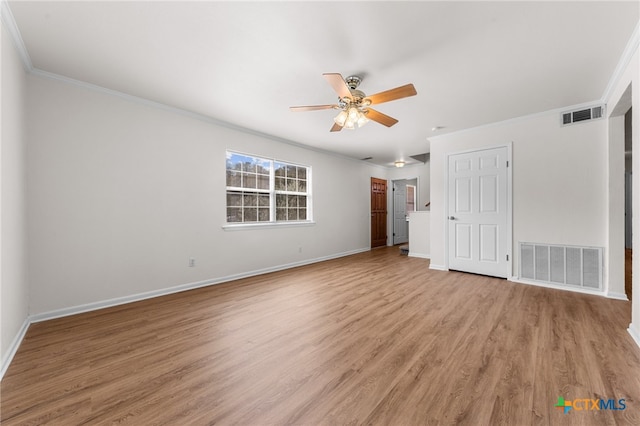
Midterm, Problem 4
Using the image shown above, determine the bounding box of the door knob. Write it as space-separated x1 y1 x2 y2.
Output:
449 216 456 220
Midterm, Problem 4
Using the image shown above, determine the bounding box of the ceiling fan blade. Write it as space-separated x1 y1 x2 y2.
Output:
365 84 417 105
323 73 352 100
330 122 343 132
290 104 337 112
366 108 399 127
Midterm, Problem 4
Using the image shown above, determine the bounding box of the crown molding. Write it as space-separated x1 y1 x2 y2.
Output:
1 1 387 170
429 19 640 144
602 19 639 104
30 69 388 170
0 0 33 71
427 98 605 143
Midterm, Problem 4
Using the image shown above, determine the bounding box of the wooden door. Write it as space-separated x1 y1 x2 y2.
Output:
371 177 388 248
448 147 509 277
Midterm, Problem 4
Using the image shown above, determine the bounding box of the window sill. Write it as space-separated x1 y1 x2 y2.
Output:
222 221 316 231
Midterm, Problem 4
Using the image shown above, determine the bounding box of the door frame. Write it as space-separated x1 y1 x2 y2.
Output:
392 178 419 245
444 143 513 277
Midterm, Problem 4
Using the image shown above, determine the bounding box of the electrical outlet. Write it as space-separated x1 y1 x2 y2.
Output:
189 257 195 267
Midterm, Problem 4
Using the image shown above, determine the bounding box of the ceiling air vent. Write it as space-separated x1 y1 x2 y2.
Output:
561 105 605 126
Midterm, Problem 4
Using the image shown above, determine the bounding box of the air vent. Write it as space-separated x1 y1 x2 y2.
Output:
360 156 373 161
520 242 602 290
561 105 605 126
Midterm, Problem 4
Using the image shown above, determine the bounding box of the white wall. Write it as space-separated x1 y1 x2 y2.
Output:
429 111 608 275
1 24 29 372
26 74 379 316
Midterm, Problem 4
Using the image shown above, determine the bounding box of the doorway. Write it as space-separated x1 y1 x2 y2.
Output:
371 177 388 248
392 178 418 245
610 85 632 301
625 107 633 299
447 146 511 278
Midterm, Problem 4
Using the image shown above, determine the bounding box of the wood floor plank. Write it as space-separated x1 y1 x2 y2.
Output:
2 247 639 425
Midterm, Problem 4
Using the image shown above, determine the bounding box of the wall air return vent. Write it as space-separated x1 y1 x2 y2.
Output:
519 242 602 290
561 105 605 126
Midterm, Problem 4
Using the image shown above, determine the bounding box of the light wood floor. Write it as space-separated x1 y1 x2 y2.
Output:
2 247 640 425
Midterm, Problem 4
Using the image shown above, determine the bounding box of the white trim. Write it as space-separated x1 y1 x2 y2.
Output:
629 324 640 349
506 143 513 277
428 100 609 143
509 277 607 298
0 0 33 71
222 221 316 231
29 247 369 323
0 2 389 170
27 68 389 170
408 253 430 259
2 247 368 378
0 318 30 380
429 264 447 271
602 20 640 104
606 291 629 301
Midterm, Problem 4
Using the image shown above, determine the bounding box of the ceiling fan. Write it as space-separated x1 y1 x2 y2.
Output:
290 73 417 132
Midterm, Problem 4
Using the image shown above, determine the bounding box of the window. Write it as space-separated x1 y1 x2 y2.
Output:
226 151 311 224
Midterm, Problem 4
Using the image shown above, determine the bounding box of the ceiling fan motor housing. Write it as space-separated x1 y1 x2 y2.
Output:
350 89 366 102
346 75 362 90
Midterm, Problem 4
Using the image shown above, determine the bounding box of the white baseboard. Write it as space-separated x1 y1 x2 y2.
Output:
509 277 606 297
606 291 629 301
429 264 447 271
408 252 430 259
628 324 640 349
1 317 30 381
4 247 370 379
30 247 370 324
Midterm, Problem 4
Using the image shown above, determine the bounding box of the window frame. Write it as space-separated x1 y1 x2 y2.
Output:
223 151 313 229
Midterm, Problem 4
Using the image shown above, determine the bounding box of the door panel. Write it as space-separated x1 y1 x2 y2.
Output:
479 224 498 262
455 178 472 213
455 224 472 259
448 147 508 278
479 175 498 213
371 177 387 248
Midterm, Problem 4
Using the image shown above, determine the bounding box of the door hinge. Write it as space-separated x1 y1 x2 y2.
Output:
506 161 509 167
506 254 509 261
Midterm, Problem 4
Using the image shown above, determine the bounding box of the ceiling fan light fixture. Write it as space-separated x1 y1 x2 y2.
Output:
334 110 348 127
343 119 356 130
348 106 359 121
357 112 369 127
334 105 369 130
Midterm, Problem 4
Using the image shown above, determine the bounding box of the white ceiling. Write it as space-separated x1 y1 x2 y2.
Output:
7 1 639 167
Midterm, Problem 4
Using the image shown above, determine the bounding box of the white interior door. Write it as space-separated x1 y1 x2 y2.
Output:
393 181 408 244
448 147 509 278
